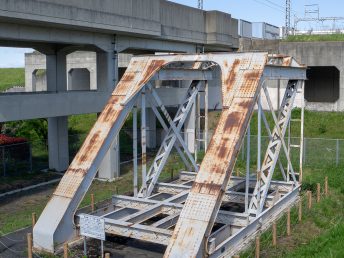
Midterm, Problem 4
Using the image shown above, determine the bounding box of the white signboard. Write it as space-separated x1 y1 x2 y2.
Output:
79 214 105 240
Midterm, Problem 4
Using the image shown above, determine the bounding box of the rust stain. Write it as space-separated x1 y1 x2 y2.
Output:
193 182 222 195
77 131 101 165
121 73 135 82
282 57 292 66
224 59 240 92
138 60 166 86
67 168 87 175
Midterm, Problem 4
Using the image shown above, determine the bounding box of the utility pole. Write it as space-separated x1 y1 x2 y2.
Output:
198 0 203 10
285 0 291 36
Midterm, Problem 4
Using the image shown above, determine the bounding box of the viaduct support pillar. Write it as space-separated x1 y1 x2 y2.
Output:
96 49 120 179
47 51 69 172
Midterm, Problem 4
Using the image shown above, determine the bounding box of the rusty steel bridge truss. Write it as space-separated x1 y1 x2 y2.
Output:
33 52 307 257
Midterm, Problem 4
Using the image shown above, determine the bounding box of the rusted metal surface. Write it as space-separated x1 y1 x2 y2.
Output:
164 53 268 257
35 52 273 253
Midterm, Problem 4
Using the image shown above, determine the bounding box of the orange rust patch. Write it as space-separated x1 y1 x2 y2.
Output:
66 168 87 175
121 73 135 82
282 57 292 66
77 131 101 164
138 60 166 86
224 59 240 92
193 182 222 195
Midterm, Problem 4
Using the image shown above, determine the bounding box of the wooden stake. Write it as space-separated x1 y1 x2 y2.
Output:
31 213 36 227
325 176 328 196
307 191 312 209
272 222 277 246
27 233 33 258
236 170 240 177
287 208 291 236
63 243 68 258
255 236 260 258
91 193 95 212
316 183 321 203
298 199 302 222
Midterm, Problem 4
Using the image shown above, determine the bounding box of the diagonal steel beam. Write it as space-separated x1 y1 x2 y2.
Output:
147 85 199 171
139 81 201 197
248 80 299 215
263 83 298 184
145 87 195 171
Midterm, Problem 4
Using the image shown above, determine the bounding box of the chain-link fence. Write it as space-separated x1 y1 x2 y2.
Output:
1 130 344 177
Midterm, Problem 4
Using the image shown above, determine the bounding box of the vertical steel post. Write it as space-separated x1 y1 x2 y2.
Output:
133 106 138 197
245 125 251 214
83 237 87 256
195 90 201 163
287 118 291 182
336 139 339 166
257 95 262 206
101 240 104 258
299 80 305 183
141 88 147 196
204 81 209 152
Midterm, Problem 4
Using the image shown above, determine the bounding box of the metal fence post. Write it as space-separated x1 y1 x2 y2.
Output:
336 139 339 166
303 137 306 165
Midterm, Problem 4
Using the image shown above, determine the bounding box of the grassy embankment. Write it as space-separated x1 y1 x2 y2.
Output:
285 34 344 42
0 68 25 91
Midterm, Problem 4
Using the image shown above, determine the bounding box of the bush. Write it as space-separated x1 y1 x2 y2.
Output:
2 119 48 142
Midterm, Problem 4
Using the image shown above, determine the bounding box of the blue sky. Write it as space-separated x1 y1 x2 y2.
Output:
0 0 343 68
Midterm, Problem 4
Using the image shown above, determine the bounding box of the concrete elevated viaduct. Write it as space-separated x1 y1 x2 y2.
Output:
240 38 344 111
0 0 239 177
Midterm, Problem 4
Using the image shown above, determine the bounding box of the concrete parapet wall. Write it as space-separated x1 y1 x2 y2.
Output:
0 0 238 49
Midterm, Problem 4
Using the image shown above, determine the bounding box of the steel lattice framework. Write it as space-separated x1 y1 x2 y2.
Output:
34 53 307 257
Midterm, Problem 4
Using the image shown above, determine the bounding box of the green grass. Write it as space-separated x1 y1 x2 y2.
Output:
210 109 344 139
0 68 25 91
240 165 344 258
285 34 344 42
0 151 185 235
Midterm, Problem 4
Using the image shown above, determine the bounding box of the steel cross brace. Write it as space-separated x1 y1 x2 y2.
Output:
145 83 199 172
146 89 192 173
249 80 299 215
260 102 287 181
263 82 298 184
138 81 201 197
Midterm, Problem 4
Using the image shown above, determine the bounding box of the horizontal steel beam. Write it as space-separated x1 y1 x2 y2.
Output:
263 66 307 80
105 218 172 245
111 194 249 227
153 69 213 81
